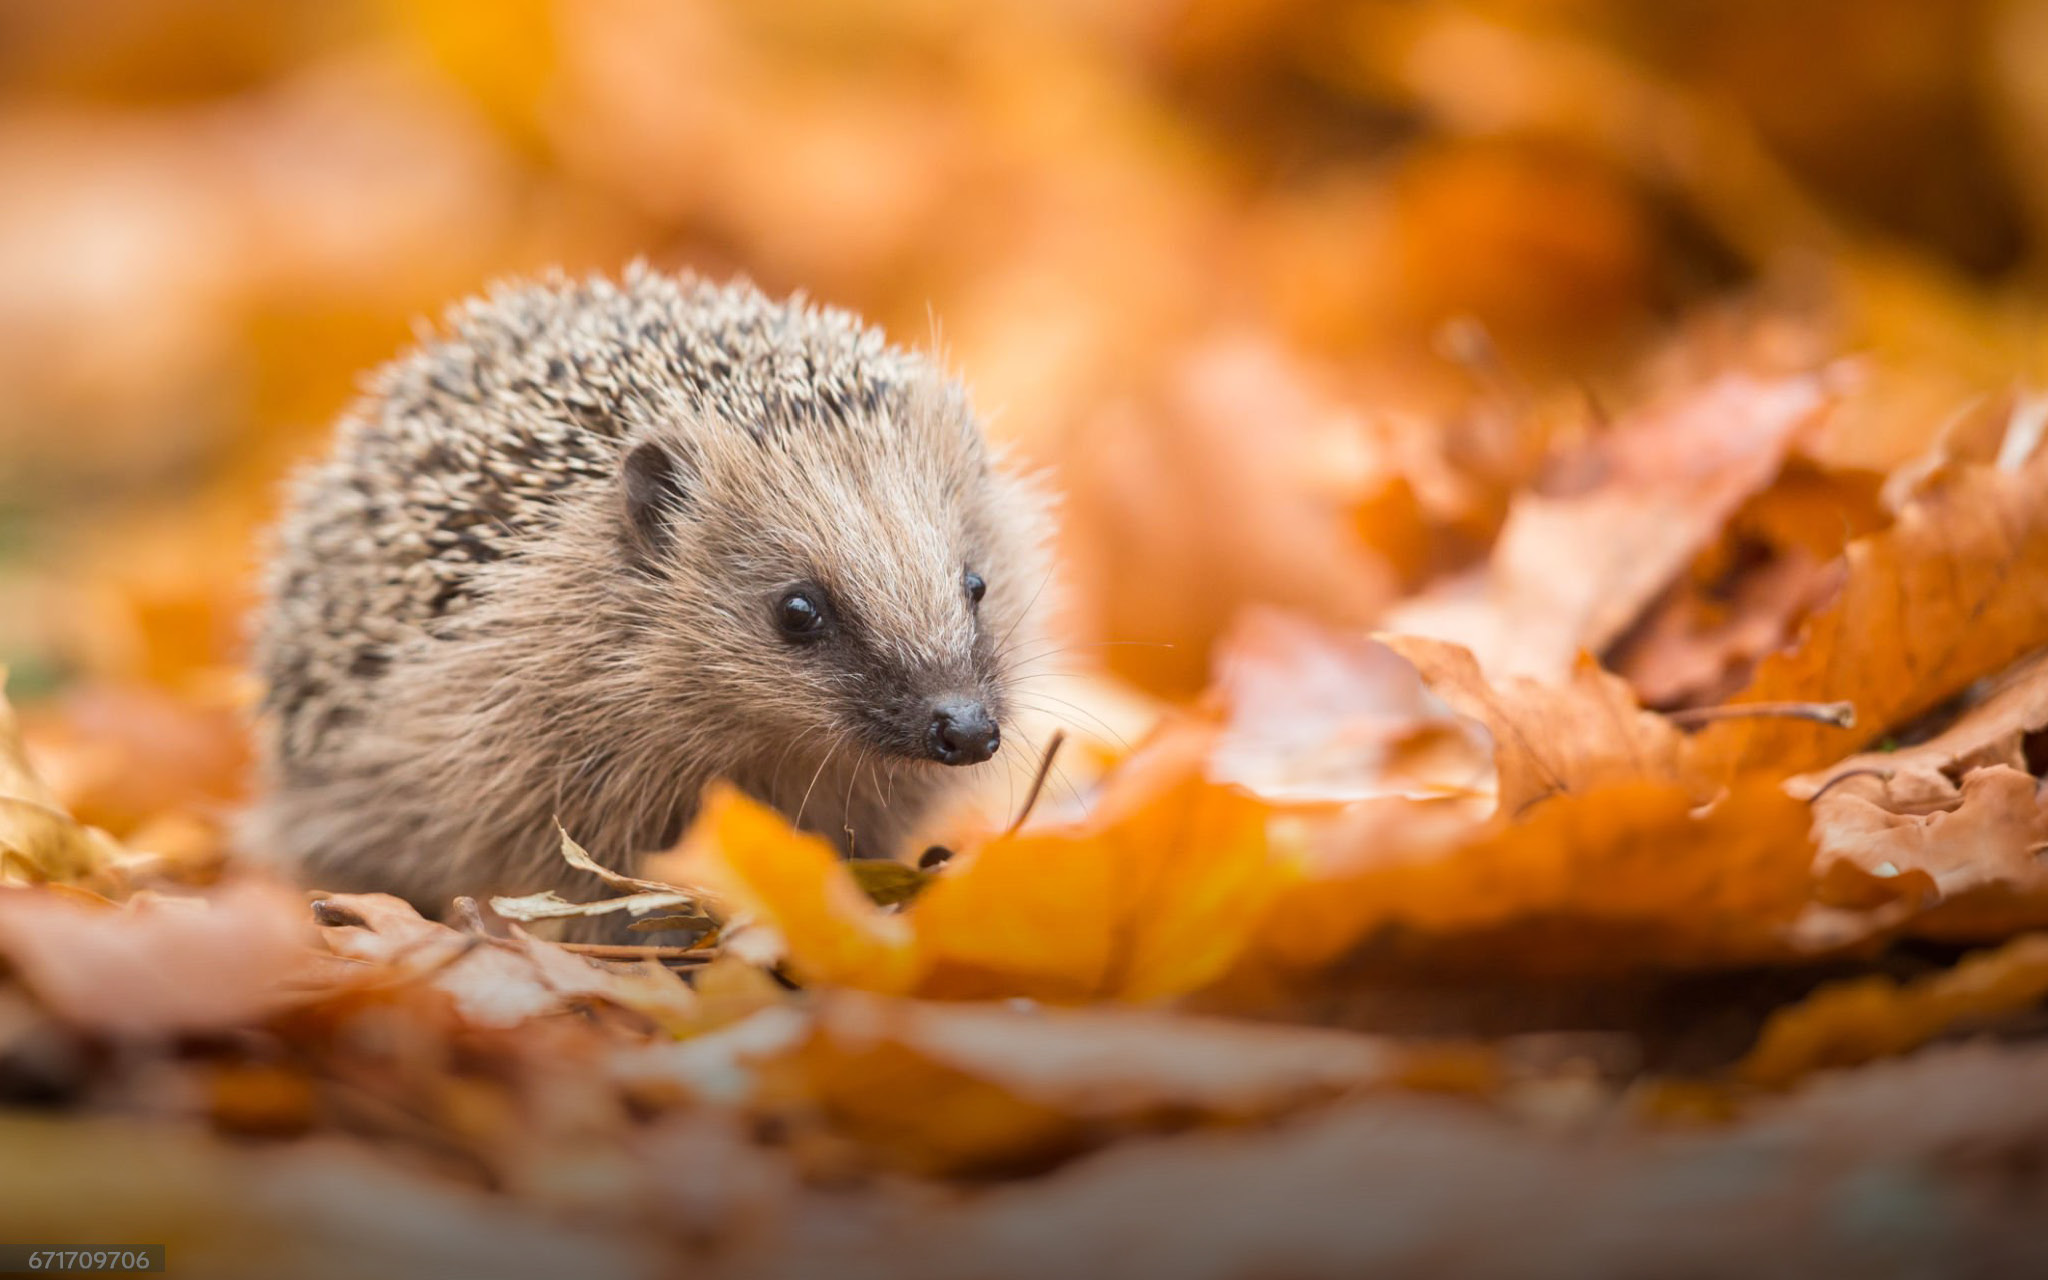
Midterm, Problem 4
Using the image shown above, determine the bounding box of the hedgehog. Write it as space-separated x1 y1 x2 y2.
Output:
246 265 1054 922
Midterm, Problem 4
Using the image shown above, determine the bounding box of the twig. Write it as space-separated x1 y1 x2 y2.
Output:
1804 767 1896 804
1668 700 1856 730
556 942 716 964
1004 729 1068 837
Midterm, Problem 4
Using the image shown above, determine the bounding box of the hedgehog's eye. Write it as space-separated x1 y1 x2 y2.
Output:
964 571 986 606
776 589 829 642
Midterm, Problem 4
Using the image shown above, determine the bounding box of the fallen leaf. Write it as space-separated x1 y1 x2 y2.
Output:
1379 635 1699 815
1738 932 2048 1087
490 888 699 924
0 667 123 886
316 891 697 1031
1699 447 2048 777
1790 647 2048 800
1383 370 1836 683
1809 766 2048 940
845 860 934 908
773 991 1404 1177
911 723 1284 1002
672 787 919 993
1250 780 1819 978
0 880 321 1037
1209 608 1495 805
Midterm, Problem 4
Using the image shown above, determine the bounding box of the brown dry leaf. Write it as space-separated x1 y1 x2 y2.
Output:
911 723 1284 1002
0 880 320 1037
1738 933 2048 1088
1209 608 1495 806
1250 780 1818 979
1610 459 1887 708
490 827 710 926
1379 635 1698 816
1791 647 2048 800
316 891 698 1031
0 666 124 885
772 991 1403 1177
1383 370 1837 684
1698 446 2048 777
1808 767 2048 940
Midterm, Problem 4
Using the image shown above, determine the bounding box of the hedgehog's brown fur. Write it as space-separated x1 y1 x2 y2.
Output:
247 265 1053 919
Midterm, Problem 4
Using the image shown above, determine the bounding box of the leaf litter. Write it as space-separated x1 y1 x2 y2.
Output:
10 4 2048 1275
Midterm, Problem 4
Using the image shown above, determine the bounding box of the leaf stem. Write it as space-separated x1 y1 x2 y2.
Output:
1668 700 1856 730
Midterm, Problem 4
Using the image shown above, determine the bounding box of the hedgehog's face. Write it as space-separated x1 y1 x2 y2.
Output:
617 402 1047 776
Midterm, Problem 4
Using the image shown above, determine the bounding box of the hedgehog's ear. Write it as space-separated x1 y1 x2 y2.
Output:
620 440 694 565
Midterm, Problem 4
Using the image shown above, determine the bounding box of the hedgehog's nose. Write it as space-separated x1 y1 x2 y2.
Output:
927 699 999 766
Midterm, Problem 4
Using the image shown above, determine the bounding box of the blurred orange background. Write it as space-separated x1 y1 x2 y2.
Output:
3 0 2046 847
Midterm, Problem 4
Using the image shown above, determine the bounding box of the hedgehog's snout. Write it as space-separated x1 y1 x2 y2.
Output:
925 697 999 766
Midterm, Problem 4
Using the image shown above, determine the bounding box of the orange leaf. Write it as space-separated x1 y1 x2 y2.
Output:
1700 449 2048 776
1252 780 1817 979
1738 933 2048 1088
679 786 918 994
1380 635 1698 815
912 724 1284 1002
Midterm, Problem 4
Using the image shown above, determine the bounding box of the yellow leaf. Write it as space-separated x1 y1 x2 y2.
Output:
913 724 1285 1002
681 786 918 993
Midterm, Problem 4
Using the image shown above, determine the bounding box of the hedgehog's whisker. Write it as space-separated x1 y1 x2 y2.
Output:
991 568 1056 658
1011 693 1131 752
793 742 837 834
842 745 872 855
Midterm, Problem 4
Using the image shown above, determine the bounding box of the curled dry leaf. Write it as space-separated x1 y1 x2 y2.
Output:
315 891 697 1032
1382 370 1835 684
1379 635 1700 815
491 827 716 926
1737 932 2048 1088
1790 647 2048 800
1699 447 2048 777
1809 767 2048 941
